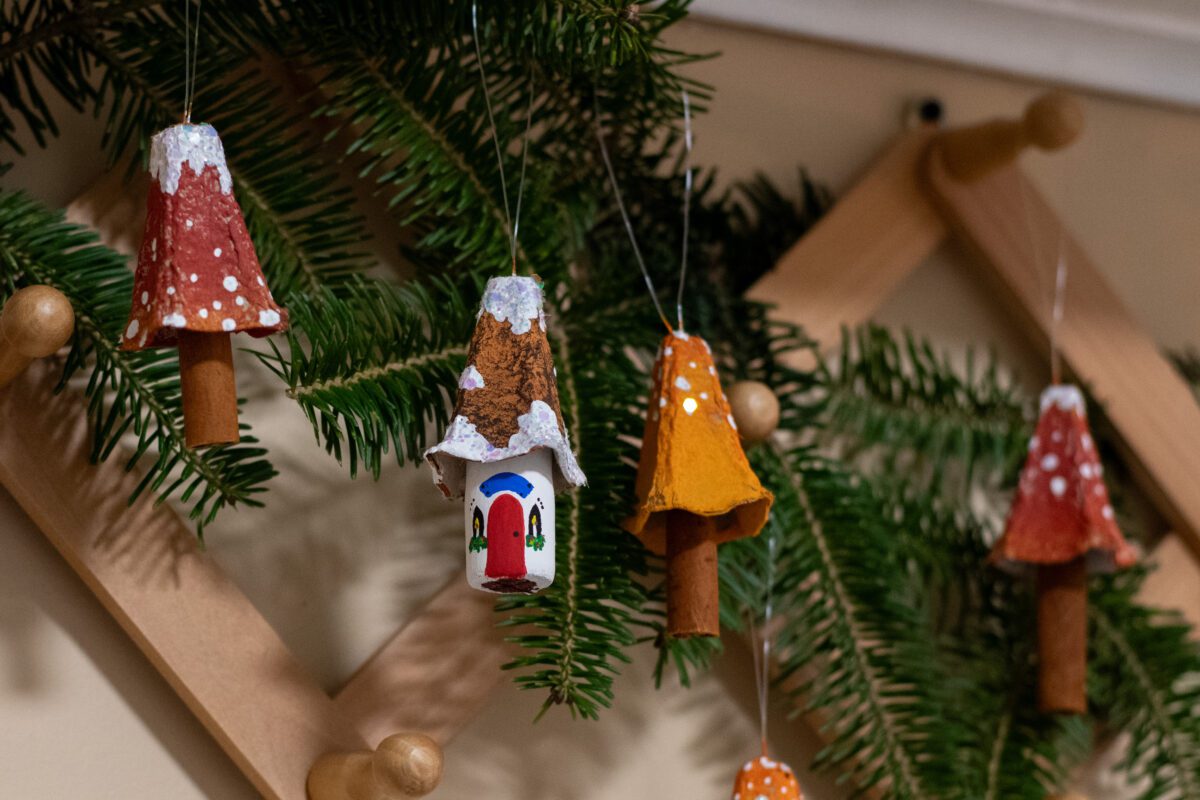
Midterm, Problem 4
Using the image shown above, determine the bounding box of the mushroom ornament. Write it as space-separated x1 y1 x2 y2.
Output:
624 331 773 638
991 384 1136 714
425 275 585 594
122 123 287 448
731 754 802 800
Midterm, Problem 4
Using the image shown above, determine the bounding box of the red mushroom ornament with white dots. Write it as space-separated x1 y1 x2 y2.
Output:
991 384 1135 714
122 123 287 448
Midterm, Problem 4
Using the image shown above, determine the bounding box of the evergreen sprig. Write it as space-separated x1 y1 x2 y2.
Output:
0 190 274 533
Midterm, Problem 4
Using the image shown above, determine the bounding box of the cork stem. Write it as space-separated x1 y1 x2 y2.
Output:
666 511 720 638
178 331 240 448
1037 558 1088 715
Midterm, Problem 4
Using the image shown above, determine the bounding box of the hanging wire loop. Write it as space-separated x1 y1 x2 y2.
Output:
676 89 694 333
182 0 203 123
471 2 533 274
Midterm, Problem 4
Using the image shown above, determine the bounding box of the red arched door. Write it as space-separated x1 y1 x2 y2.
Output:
486 494 526 579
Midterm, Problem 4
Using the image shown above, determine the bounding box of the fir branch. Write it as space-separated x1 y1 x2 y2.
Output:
819 325 1031 495
761 444 959 799
1091 568 1200 800
259 278 473 479
0 190 274 533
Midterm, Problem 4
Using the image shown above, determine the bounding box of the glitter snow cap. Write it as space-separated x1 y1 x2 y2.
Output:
991 384 1136 573
623 330 772 555
149 123 233 196
426 275 584 497
122 122 286 350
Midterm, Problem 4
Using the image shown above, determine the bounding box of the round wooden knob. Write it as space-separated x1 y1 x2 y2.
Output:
1 285 74 358
373 733 443 798
1023 91 1084 151
727 381 780 445
936 91 1084 182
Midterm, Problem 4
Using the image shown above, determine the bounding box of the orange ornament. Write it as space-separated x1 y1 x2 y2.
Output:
731 754 802 800
623 331 773 637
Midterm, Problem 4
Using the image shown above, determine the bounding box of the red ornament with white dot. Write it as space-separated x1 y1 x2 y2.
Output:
992 384 1134 570
122 123 286 448
990 383 1135 715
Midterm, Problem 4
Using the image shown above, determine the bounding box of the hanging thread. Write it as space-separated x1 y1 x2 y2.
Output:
747 530 777 756
593 91 672 333
676 90 694 333
1014 170 1068 386
1049 245 1067 386
593 89 698 335
471 3 534 274
182 0 204 123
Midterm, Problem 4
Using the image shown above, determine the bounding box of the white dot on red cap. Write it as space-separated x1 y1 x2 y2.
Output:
1051 431 1063 442
659 396 666 408
141 291 149 305
212 300 222 310
125 319 139 339
199 309 208 318
1028 436 1039 451
256 276 264 286
682 397 698 415
1050 476 1067 497
222 318 235 332
1041 453 1059 471
235 296 246 306
213 247 222 257
223 276 238 292
166 286 176 295
190 273 198 283
185 219 193 229
1080 463 1094 479
1082 433 1093 450
689 361 697 368
1102 505 1114 519
700 392 709 400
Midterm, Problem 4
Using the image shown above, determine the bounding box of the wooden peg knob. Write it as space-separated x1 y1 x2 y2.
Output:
936 91 1084 182
728 380 781 445
0 285 75 390
308 733 443 800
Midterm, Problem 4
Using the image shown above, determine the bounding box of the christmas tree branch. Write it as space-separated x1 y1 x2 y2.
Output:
1090 571 1200 800
0 190 274 532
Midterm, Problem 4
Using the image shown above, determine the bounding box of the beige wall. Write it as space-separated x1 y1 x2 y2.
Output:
3 17 1199 799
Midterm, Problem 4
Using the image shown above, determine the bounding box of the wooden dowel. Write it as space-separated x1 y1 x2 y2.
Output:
666 511 720 638
177 330 240 448
936 91 1084 182
308 733 443 800
1037 558 1088 715
0 286 74 390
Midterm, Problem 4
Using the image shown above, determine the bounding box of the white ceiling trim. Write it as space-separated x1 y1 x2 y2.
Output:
690 0 1200 108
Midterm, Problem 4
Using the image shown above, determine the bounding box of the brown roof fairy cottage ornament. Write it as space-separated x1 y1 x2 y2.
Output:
425 275 585 595
122 123 286 448
624 331 773 637
991 384 1135 714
